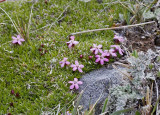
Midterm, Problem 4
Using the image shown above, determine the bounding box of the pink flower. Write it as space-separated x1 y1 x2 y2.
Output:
104 49 117 57
12 35 25 45
59 58 70 67
103 50 111 57
71 61 84 73
113 35 124 43
111 45 124 55
90 44 103 55
95 53 109 65
68 78 83 90
66 36 79 48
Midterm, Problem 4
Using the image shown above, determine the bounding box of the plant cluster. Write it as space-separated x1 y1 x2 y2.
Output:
58 35 124 90
106 49 158 114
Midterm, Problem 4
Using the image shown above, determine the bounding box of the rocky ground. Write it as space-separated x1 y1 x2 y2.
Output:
1 0 160 114
78 21 160 114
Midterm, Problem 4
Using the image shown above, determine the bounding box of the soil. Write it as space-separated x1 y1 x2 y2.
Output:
124 22 160 52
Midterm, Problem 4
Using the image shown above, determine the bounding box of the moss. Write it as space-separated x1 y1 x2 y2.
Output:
0 0 125 114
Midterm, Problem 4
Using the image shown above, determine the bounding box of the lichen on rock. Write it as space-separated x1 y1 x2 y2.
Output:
106 49 158 114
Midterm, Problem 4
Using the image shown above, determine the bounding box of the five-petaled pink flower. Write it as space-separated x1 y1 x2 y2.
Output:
111 45 124 55
66 36 79 48
71 61 84 72
113 34 124 43
95 53 109 65
103 50 111 58
12 35 25 45
59 58 70 67
90 44 103 55
68 78 83 90
104 49 117 57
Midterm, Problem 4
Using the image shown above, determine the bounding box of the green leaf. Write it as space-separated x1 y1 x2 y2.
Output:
110 108 133 115
132 50 138 58
102 98 108 113
62 104 66 115
151 96 160 115
135 111 141 115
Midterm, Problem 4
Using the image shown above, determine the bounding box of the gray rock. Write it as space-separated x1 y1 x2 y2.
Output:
78 65 126 114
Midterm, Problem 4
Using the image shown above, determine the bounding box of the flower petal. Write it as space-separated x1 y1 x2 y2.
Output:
74 84 79 89
70 64 76 68
12 40 17 44
94 49 98 54
90 48 96 52
73 41 79 45
70 84 75 89
100 59 104 65
68 81 74 84
111 53 117 57
63 57 68 61
74 78 78 82
104 58 109 62
20 38 25 41
79 65 84 68
17 35 21 39
93 44 96 47
68 43 72 48
99 49 103 53
70 36 75 40
65 61 70 65
12 36 17 40
18 41 22 45
77 81 83 84
61 63 65 68
73 67 77 71
98 44 102 48
75 61 79 65
95 55 100 58
95 58 100 63
119 49 124 55
78 67 83 73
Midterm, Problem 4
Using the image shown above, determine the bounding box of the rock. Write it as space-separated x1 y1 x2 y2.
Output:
78 65 126 114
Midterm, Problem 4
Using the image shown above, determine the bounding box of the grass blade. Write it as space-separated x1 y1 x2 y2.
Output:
135 111 141 115
151 96 160 115
72 90 84 115
110 108 133 115
101 98 108 113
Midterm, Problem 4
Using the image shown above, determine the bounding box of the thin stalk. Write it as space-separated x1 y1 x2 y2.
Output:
46 5 70 35
27 4 34 40
0 6 20 35
70 21 155 35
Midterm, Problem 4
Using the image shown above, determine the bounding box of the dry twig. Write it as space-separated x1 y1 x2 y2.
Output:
70 21 155 35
